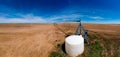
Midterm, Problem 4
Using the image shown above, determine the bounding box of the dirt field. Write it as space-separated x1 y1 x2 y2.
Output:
0 24 120 57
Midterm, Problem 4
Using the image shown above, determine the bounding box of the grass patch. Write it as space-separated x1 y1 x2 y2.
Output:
103 39 111 51
49 43 66 57
103 39 120 57
88 33 100 40
49 51 65 57
87 41 102 57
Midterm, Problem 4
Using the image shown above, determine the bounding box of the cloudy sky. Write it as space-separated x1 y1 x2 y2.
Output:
0 0 120 24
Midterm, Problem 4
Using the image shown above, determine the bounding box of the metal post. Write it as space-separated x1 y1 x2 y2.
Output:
74 19 89 44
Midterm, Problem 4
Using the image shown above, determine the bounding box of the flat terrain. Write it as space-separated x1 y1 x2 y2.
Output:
0 24 120 57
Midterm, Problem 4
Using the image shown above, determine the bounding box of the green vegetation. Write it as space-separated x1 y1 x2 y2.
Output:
50 32 120 57
49 43 66 57
84 33 103 57
103 39 111 51
88 33 100 39
87 41 102 57
103 39 120 57
49 51 64 57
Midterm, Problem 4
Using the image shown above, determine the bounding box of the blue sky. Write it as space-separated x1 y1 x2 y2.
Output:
0 0 120 24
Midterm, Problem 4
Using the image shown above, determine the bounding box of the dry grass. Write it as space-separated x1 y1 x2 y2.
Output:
0 24 120 57
52 24 120 57
0 24 57 57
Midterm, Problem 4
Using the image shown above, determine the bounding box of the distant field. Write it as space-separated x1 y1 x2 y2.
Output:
0 24 120 57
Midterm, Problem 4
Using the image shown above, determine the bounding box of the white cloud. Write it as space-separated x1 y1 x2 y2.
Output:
0 14 84 23
89 16 104 19
1 13 118 24
0 14 48 23
50 14 83 21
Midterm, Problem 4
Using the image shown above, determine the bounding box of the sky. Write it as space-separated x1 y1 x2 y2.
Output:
0 0 120 24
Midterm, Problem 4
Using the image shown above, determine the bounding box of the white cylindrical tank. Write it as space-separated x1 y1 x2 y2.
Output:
65 35 84 57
